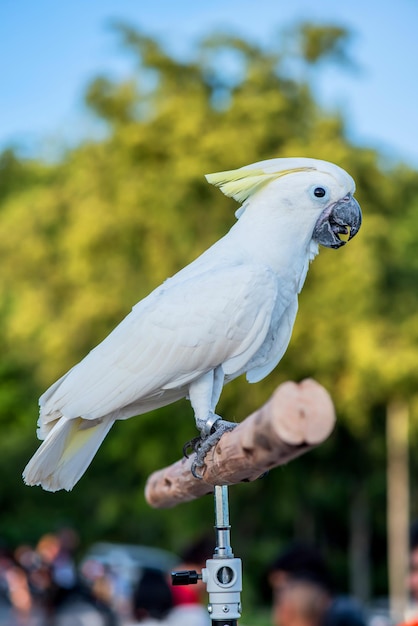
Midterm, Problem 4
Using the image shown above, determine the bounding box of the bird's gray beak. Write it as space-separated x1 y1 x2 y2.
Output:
312 194 362 249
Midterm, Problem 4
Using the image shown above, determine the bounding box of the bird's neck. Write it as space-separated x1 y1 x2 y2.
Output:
228 205 319 292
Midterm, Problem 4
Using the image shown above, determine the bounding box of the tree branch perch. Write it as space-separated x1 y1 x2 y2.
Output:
145 379 335 509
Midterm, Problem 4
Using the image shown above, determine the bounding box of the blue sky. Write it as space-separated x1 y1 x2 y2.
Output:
1 0 417 166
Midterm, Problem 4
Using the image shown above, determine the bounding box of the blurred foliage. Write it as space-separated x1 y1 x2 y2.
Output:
0 21 418 605
297 23 354 66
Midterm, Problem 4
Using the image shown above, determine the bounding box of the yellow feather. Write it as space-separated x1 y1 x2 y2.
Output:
205 166 314 203
59 418 101 464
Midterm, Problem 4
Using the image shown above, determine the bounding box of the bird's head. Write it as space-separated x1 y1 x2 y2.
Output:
206 157 362 249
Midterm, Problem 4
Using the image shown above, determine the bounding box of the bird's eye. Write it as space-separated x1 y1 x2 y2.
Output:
314 187 326 198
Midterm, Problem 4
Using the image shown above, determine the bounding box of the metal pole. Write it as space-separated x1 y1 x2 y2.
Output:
214 485 233 558
202 485 242 625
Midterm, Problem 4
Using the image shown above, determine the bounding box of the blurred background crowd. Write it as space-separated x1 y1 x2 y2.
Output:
0 527 207 625
1 527 418 626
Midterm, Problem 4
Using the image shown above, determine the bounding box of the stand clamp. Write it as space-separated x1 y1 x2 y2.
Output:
171 485 242 625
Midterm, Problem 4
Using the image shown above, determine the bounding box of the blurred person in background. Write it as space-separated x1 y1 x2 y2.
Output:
323 597 367 626
267 543 334 597
0 543 33 625
270 572 332 626
408 522 418 605
267 542 333 626
169 534 214 626
32 530 117 626
397 521 418 626
266 543 366 626
128 567 173 625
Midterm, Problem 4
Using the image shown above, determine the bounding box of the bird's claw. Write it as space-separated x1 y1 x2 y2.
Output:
182 436 201 459
185 419 237 480
191 460 205 480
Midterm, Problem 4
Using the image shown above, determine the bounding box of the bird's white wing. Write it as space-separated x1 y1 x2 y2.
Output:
40 263 284 427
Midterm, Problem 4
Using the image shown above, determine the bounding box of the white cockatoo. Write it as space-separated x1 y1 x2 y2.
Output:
23 157 362 491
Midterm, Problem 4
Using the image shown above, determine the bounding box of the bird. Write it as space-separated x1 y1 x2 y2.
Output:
23 157 362 491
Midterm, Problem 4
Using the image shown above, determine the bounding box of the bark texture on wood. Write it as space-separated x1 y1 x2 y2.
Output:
145 379 335 509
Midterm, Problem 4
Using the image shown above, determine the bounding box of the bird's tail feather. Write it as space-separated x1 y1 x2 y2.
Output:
23 416 114 492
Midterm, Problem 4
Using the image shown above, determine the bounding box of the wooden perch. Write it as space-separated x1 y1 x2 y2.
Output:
145 379 335 509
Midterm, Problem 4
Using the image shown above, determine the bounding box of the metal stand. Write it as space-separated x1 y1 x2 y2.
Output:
172 485 242 625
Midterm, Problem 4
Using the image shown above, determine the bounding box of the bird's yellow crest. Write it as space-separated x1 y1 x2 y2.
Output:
205 166 314 204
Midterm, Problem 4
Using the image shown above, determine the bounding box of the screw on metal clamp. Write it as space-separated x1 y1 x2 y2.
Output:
171 570 201 585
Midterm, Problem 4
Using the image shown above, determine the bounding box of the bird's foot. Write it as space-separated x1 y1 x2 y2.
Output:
182 436 201 459
188 419 236 479
182 413 223 458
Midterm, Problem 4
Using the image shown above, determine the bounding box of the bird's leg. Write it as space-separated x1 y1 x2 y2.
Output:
183 370 220 457
186 368 236 478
